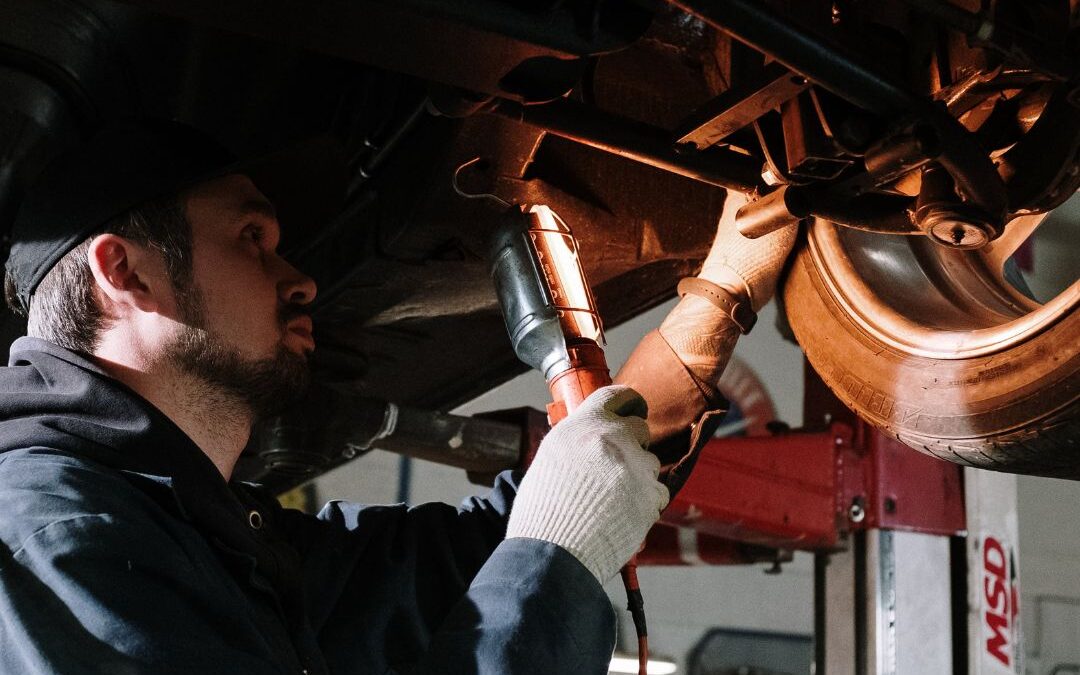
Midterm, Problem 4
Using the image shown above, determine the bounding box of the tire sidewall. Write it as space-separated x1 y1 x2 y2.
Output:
783 238 1080 472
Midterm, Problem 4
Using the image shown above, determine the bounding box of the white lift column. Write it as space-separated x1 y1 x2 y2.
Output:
816 467 1021 675
819 530 954 674
965 469 1022 675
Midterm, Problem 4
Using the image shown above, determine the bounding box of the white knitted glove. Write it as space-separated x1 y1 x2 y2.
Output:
699 191 798 312
505 385 669 583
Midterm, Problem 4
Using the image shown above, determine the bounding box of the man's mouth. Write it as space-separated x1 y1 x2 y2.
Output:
285 315 315 352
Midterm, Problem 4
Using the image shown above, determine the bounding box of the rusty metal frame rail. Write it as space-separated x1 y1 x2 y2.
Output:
667 0 1012 240
666 0 917 117
486 97 763 192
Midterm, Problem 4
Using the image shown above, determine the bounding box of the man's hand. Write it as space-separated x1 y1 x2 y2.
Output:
505 385 668 584
656 190 799 393
699 191 798 313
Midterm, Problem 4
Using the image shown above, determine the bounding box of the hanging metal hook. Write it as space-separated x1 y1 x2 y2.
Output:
451 157 513 209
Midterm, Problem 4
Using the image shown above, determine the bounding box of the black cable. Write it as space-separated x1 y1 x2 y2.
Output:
620 563 649 675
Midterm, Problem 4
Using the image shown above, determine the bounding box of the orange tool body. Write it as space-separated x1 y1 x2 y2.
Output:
544 341 611 424
489 204 649 675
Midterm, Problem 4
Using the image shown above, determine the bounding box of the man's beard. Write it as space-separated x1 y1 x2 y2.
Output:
163 289 311 420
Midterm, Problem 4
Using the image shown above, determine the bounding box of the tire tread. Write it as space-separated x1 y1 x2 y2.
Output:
894 406 1080 479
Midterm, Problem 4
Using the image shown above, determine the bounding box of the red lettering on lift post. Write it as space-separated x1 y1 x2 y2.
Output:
983 537 1011 667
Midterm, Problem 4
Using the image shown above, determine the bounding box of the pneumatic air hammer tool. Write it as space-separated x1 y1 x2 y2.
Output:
489 203 650 675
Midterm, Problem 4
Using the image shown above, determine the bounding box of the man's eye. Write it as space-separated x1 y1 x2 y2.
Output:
245 225 264 244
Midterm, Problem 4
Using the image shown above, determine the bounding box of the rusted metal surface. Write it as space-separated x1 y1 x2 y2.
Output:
735 185 810 238
674 61 809 150
487 97 762 191
782 91 852 181
4 0 1072 491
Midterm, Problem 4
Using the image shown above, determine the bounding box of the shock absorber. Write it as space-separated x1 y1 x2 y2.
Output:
489 203 650 675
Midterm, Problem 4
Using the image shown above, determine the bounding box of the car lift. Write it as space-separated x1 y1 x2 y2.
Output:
634 363 1022 675
268 359 1022 674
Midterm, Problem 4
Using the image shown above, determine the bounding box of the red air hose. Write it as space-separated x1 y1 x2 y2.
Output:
544 342 649 675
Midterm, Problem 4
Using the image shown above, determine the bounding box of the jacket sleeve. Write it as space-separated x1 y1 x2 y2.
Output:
281 470 616 675
0 513 286 675
413 537 617 675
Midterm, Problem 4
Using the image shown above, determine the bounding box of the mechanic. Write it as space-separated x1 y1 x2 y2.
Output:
0 120 794 674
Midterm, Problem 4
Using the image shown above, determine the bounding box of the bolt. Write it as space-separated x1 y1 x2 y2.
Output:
884 497 897 514
849 497 866 523
929 218 989 249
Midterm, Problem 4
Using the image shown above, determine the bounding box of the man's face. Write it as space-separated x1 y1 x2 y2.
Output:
163 174 317 418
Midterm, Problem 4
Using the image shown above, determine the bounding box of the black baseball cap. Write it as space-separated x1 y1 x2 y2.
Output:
5 119 344 313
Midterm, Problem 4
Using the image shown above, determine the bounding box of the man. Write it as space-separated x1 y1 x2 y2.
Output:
0 121 794 674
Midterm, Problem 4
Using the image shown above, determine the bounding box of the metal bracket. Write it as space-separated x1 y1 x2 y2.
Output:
674 61 810 151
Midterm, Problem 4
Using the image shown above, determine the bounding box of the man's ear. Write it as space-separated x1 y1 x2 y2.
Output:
86 234 167 314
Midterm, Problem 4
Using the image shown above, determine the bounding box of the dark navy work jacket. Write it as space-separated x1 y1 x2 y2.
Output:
0 338 615 674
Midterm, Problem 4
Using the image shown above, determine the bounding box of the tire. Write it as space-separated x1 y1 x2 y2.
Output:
783 222 1080 479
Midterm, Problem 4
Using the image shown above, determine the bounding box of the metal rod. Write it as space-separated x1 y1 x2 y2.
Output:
675 61 810 149
396 455 412 503
735 185 810 238
487 98 762 192
666 0 916 116
377 404 522 474
863 123 942 186
357 97 430 180
668 0 1008 230
854 530 869 675
256 393 522 493
800 189 921 235
814 552 828 675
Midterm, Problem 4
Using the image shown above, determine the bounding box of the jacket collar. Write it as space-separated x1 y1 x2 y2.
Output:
4 336 254 531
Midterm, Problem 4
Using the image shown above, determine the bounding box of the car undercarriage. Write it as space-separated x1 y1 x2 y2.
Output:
1 0 1077 490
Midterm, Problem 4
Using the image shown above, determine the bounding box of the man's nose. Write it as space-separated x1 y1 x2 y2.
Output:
277 258 317 306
